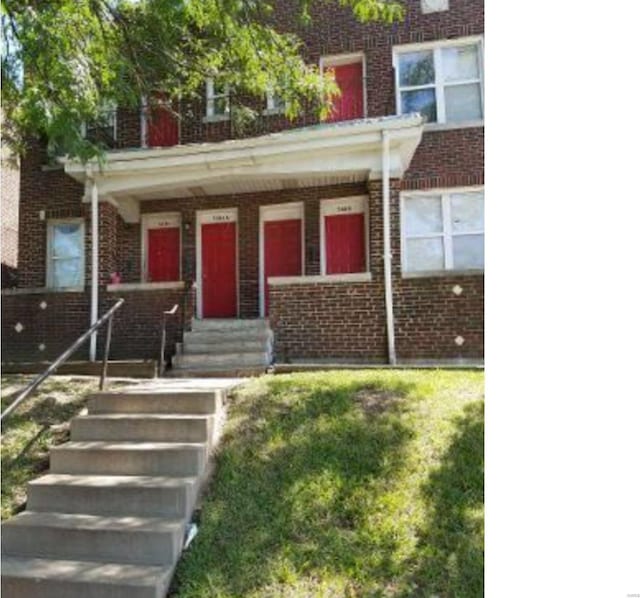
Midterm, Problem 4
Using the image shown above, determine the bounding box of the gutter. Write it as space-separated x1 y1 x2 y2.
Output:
381 130 396 365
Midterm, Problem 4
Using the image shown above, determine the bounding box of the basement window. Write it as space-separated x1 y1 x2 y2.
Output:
47 219 85 288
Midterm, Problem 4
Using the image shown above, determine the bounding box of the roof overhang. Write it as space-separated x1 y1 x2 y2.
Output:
62 114 424 223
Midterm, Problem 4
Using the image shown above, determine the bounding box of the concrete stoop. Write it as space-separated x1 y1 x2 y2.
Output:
170 318 273 378
1 379 237 598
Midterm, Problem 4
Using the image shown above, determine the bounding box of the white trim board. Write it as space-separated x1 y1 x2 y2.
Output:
195 207 239 319
259 202 305 317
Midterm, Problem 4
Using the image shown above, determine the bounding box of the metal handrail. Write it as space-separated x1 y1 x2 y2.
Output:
0 298 125 425
159 304 179 377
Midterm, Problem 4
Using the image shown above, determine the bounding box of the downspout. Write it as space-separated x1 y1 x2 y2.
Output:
89 173 99 361
381 130 397 365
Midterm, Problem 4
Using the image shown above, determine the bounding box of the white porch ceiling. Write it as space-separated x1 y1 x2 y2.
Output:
63 114 424 223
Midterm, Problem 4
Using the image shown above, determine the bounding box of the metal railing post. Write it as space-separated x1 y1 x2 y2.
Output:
0 298 124 427
99 315 114 390
159 304 179 377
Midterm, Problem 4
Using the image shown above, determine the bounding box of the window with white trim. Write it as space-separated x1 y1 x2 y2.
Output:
205 79 230 119
393 38 483 124
81 100 117 141
402 189 484 272
265 90 285 113
47 220 85 288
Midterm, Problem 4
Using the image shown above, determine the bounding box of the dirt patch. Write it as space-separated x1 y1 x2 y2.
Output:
353 388 401 415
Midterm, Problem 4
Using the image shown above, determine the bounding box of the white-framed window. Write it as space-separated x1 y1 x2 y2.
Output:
47 219 85 288
205 79 230 119
421 0 449 14
81 100 117 141
265 91 286 113
393 36 483 124
401 188 484 272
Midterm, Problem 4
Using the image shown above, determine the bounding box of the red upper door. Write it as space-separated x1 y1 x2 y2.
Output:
201 221 237 318
147 227 180 282
327 61 364 123
147 92 179 147
325 212 366 274
263 219 302 314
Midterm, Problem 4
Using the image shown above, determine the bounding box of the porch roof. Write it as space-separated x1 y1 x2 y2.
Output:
62 114 423 223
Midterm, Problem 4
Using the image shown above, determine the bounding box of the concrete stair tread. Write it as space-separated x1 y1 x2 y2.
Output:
76 414 211 421
1 555 173 589
29 473 198 489
2 511 185 534
52 441 206 451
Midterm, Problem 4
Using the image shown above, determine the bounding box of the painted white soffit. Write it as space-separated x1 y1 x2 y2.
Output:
62 114 423 221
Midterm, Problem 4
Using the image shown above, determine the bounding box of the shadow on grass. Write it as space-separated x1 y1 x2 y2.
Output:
171 375 419 597
1 390 90 519
402 400 484 598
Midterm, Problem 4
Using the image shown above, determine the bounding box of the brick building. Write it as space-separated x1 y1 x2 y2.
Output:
1 128 20 289
1 0 484 370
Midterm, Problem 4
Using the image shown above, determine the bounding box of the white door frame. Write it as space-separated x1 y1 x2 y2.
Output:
259 202 305 317
319 195 369 275
195 207 239 319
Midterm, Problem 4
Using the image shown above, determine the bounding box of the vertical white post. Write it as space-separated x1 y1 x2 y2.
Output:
382 131 397 365
90 177 99 361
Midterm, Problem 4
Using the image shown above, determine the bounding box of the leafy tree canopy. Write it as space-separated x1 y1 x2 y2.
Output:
1 0 403 161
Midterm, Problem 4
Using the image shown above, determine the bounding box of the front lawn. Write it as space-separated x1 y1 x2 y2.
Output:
0 374 133 520
172 370 484 598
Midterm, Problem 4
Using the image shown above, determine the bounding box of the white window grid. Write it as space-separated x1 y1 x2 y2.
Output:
80 101 118 140
401 188 484 272
393 36 484 124
46 219 85 288
205 79 230 119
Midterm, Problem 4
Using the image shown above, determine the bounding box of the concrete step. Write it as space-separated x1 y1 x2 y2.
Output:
27 474 199 518
183 328 272 344
168 367 267 378
190 318 269 332
1 556 173 598
173 351 270 369
1 511 185 566
180 338 269 356
88 390 223 415
71 414 214 444
50 442 207 476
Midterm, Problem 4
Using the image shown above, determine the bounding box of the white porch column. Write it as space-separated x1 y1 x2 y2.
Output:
381 131 397 365
89 176 99 361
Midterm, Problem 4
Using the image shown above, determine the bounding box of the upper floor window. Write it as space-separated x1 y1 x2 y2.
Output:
47 219 85 288
205 79 230 120
401 188 484 273
81 101 117 144
265 91 285 114
421 0 449 13
393 37 483 124
320 54 366 123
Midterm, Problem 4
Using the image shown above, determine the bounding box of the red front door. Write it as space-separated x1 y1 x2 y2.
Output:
201 222 237 317
147 92 179 147
263 219 302 314
328 62 364 122
147 227 180 282
325 212 366 274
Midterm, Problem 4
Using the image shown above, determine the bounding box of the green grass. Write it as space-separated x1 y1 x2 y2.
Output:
171 370 484 598
0 374 133 520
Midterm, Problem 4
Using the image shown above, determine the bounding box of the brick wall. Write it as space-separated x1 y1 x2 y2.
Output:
1 292 91 361
137 182 367 318
268 180 484 362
